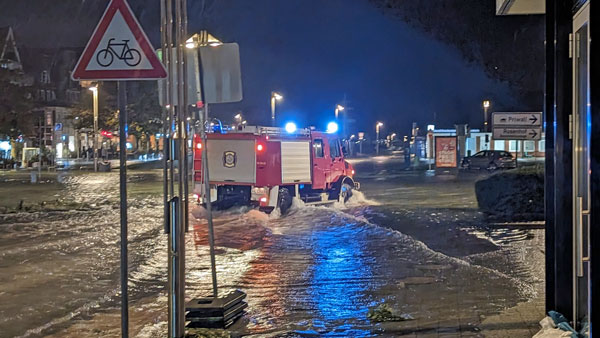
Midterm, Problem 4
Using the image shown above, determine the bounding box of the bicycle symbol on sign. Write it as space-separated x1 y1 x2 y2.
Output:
96 38 141 67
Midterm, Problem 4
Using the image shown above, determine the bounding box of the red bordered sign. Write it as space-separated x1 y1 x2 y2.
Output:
71 0 166 80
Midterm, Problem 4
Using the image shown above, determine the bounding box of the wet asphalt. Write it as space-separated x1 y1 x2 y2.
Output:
0 157 544 337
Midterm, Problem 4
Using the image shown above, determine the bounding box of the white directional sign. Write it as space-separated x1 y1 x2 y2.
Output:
493 112 542 127
492 112 542 140
493 127 541 140
71 0 166 80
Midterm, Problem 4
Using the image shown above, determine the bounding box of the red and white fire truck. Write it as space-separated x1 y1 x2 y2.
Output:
193 125 359 213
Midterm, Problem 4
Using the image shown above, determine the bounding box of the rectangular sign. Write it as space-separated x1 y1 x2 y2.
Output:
435 136 457 168
492 112 542 127
492 127 542 140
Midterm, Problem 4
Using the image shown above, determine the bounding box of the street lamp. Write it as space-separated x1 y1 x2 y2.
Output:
89 85 99 172
483 100 491 132
376 122 383 155
271 92 283 126
234 113 242 126
334 104 345 119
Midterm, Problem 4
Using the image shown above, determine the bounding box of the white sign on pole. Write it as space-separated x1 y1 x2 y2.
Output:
492 112 542 140
493 112 542 127
493 127 542 140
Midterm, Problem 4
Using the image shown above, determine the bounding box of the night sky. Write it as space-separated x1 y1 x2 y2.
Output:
0 0 542 137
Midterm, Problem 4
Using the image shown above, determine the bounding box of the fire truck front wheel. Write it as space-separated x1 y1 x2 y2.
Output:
339 183 353 203
277 187 293 214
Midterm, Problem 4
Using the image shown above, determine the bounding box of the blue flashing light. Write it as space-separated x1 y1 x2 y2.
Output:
285 122 297 133
326 121 339 134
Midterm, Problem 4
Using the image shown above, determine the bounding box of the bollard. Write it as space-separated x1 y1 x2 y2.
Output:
30 172 37 184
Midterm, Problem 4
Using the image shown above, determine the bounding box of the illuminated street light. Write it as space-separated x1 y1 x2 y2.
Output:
186 32 223 49
483 100 491 132
234 113 242 125
271 92 283 126
334 104 345 119
376 122 384 155
89 85 99 172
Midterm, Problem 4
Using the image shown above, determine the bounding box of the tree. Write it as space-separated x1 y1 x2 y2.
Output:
369 0 545 110
69 85 117 132
0 69 36 138
126 82 162 152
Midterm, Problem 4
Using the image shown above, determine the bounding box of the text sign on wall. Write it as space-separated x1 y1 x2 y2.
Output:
435 136 457 168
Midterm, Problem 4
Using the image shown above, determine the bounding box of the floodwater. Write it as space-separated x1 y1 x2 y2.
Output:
0 158 544 337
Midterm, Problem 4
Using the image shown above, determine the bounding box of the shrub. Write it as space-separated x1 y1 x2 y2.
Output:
474 165 544 220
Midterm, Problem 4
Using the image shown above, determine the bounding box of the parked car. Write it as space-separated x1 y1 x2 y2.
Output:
461 150 516 170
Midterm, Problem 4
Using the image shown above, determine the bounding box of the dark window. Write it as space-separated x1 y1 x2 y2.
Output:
313 139 324 158
330 139 340 158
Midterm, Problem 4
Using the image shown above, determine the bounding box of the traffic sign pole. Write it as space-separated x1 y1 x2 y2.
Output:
70 0 167 337
118 81 129 338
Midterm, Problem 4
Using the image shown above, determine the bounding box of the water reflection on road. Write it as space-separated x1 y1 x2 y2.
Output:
0 164 544 337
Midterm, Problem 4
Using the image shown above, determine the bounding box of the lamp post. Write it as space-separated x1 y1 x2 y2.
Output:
234 113 242 128
483 100 491 132
335 104 344 119
376 122 383 155
271 92 283 126
89 85 99 172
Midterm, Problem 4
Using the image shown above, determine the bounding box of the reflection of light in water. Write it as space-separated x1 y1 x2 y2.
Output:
307 225 372 336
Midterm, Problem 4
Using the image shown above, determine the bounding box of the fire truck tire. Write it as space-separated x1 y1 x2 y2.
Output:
340 183 353 203
277 187 293 214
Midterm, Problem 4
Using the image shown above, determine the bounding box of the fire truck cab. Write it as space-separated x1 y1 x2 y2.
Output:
193 125 359 213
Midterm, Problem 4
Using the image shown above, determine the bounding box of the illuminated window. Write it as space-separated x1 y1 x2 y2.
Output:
313 139 324 158
40 70 50 84
493 140 505 150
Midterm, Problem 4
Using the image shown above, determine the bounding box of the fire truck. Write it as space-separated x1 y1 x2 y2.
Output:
193 124 359 213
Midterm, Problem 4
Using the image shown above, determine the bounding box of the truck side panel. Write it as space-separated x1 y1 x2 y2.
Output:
280 141 311 184
256 140 282 187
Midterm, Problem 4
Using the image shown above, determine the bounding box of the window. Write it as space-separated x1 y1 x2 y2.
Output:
330 139 340 158
40 70 50 84
509 141 521 152
538 140 545 152
479 136 490 150
313 139 324 158
493 140 505 150
524 141 535 152
473 151 486 157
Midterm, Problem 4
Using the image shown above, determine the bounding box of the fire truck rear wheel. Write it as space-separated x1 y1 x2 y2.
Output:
277 188 293 214
340 183 353 203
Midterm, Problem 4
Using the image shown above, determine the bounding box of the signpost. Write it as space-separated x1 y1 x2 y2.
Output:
71 0 166 337
491 112 543 140
492 112 543 169
492 127 542 140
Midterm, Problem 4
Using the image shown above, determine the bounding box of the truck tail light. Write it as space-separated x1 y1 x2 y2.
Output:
256 143 265 152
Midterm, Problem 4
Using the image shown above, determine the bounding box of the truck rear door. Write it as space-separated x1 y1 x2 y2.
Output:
207 138 256 184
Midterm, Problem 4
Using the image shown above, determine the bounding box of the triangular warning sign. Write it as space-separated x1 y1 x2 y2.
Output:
72 0 166 81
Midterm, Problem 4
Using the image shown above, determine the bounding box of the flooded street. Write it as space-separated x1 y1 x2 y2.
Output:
0 158 544 337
